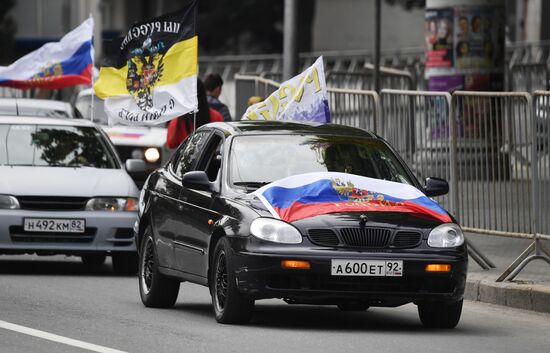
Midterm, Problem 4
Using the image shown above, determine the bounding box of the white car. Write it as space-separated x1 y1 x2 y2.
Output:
0 116 145 274
75 88 169 187
0 98 75 118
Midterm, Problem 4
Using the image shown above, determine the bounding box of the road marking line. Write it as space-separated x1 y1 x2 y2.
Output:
0 320 127 353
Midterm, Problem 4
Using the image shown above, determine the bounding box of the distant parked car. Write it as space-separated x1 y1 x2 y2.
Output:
0 116 144 274
0 98 76 118
75 88 168 188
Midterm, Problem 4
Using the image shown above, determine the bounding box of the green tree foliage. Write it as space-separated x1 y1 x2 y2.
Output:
0 0 16 64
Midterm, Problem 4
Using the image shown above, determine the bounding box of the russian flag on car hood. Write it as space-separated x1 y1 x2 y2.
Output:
252 172 452 223
0 18 94 90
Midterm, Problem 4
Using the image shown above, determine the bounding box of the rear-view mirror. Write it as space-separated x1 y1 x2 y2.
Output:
182 171 212 191
424 177 449 197
125 159 146 173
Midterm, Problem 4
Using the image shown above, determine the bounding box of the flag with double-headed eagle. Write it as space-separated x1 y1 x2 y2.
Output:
94 1 198 125
253 172 452 223
0 18 93 89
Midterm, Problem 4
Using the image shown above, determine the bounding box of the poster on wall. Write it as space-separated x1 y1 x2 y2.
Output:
425 8 454 70
424 4 505 93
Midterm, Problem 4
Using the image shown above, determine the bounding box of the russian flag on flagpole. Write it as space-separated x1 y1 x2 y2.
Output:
253 172 452 223
0 17 94 90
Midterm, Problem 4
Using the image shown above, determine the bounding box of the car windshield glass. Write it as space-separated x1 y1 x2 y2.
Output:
229 134 414 188
0 124 118 168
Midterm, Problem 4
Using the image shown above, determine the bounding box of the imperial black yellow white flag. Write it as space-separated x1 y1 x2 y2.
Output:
94 1 197 125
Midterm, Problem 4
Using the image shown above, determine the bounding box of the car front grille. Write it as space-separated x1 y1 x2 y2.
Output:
9 226 97 243
308 229 340 246
392 231 422 248
339 228 392 248
307 227 423 249
18 196 89 211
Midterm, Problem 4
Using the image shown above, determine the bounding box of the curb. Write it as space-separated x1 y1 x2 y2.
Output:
465 273 550 313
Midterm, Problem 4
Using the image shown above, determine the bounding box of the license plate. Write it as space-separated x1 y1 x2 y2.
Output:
23 218 86 233
331 260 403 277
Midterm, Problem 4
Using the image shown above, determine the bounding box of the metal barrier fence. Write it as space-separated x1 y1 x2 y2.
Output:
379 89 453 213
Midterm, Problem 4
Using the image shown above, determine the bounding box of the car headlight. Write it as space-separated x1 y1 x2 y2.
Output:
427 223 464 248
144 147 160 163
85 197 138 212
0 195 20 209
250 218 302 244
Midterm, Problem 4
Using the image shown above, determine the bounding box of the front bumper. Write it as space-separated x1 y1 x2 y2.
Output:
0 209 138 255
229 238 467 306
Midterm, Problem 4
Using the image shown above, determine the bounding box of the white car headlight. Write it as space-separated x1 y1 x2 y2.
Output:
250 218 302 244
85 197 138 212
428 223 464 248
144 147 160 163
0 195 20 209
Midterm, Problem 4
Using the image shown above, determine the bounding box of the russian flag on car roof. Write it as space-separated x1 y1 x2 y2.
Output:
0 18 94 90
253 172 452 223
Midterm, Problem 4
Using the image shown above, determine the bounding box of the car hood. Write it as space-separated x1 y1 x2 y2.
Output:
0 166 138 197
102 125 167 147
236 194 444 230
291 211 443 232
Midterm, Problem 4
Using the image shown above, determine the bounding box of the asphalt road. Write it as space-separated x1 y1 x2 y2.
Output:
1 255 550 353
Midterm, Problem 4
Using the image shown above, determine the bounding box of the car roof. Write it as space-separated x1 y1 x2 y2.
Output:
0 115 95 127
201 120 378 138
0 98 73 117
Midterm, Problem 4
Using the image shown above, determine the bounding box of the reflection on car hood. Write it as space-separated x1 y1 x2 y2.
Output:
102 125 167 147
0 166 138 197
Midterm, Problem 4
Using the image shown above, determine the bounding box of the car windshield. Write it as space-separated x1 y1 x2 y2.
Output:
229 134 415 188
0 124 118 168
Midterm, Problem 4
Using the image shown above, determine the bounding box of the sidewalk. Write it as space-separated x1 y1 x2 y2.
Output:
464 233 550 313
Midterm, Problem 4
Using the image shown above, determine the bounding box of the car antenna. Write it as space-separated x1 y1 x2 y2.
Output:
15 97 19 116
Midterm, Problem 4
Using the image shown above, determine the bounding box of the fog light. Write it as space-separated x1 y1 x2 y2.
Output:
144 147 160 163
425 264 452 272
281 260 311 270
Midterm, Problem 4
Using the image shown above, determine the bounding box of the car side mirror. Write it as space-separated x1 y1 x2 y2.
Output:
125 159 146 173
424 177 449 197
182 171 212 191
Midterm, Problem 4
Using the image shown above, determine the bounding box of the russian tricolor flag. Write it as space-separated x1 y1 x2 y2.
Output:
0 18 94 90
253 172 452 223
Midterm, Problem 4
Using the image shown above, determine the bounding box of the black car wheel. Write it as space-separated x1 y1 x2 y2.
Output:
112 252 139 275
418 300 463 329
139 232 180 308
81 254 106 267
211 237 254 324
337 302 370 311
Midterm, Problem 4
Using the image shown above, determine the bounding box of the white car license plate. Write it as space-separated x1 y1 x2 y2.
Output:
331 260 403 277
23 218 86 233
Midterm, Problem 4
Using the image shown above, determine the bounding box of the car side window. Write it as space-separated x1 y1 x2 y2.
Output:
197 134 224 182
175 131 210 177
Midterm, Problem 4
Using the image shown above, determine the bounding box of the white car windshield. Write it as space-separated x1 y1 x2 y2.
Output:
0 124 118 168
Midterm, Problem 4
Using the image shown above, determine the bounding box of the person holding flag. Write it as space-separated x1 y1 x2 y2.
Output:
94 0 198 126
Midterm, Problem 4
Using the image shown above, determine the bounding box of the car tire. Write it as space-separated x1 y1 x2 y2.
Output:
112 252 139 275
337 302 370 311
81 254 106 267
210 237 254 324
139 233 180 308
418 300 463 329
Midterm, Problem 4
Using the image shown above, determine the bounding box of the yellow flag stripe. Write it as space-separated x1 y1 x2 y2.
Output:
94 36 198 99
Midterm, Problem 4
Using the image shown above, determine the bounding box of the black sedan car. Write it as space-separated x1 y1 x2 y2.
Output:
135 121 467 327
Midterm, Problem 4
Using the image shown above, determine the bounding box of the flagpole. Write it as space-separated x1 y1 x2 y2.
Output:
89 13 95 123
